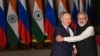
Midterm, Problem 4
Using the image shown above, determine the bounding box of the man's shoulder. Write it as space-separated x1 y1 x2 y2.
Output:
54 25 61 30
86 26 94 30
55 24 66 31
56 24 63 28
86 23 94 27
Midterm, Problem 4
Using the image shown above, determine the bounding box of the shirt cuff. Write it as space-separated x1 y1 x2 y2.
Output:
64 37 68 42
73 44 76 48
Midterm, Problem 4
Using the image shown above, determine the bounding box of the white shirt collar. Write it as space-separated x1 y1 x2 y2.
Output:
62 23 74 36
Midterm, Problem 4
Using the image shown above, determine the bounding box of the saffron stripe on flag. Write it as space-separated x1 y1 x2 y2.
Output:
58 0 68 24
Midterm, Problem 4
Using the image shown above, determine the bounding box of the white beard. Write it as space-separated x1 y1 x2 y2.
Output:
78 21 87 27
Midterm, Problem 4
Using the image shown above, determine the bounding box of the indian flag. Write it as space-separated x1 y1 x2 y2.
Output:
7 0 19 48
32 0 45 42
79 0 84 12
58 0 67 23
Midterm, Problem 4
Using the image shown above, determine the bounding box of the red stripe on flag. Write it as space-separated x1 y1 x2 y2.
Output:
45 18 54 41
18 20 31 45
71 19 77 29
0 28 7 47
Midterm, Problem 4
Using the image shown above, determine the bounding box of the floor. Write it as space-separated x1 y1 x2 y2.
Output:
0 46 100 56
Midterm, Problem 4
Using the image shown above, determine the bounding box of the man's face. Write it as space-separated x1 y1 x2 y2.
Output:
78 14 88 27
61 13 71 26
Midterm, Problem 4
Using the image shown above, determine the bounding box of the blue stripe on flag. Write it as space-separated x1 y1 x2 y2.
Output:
72 2 78 25
45 0 56 27
86 2 91 21
0 7 6 33
18 1 30 31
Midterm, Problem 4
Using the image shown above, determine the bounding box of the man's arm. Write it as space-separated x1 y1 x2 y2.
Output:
64 26 95 42
56 26 95 42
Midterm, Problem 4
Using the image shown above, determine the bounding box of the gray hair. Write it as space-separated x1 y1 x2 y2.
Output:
77 12 88 21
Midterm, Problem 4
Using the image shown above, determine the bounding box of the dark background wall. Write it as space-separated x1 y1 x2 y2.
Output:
91 0 100 34
92 0 100 26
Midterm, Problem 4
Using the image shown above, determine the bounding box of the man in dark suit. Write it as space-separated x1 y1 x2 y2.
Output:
50 12 74 56
56 12 98 56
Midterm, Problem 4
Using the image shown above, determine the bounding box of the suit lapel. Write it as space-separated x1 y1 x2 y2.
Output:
60 24 70 36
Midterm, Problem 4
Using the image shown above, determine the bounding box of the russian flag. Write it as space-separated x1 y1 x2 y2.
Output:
86 0 91 23
0 0 7 47
71 0 79 31
18 0 31 45
44 0 56 42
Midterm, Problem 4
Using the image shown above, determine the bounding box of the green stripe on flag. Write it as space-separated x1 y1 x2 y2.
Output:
31 19 45 42
57 18 61 25
7 23 19 48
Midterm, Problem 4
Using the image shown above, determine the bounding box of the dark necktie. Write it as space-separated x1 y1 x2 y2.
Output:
66 27 69 33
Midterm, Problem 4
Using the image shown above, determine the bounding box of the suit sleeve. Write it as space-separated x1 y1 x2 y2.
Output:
64 26 95 42
53 27 63 39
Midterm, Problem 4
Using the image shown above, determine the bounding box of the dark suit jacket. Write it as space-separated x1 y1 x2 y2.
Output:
50 24 73 56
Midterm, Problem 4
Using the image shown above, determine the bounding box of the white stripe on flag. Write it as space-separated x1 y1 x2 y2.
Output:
0 0 4 10
58 0 67 18
33 0 44 34
19 0 26 10
7 3 19 38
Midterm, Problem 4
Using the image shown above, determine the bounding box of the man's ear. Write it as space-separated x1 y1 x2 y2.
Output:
85 18 88 22
61 17 62 21
86 18 88 21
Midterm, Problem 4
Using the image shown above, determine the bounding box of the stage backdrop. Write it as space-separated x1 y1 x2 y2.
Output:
0 0 99 48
